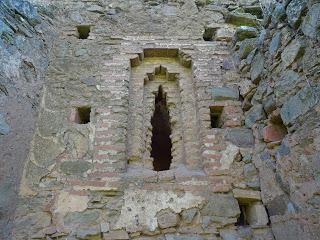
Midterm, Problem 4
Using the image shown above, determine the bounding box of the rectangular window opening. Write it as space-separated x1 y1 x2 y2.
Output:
77 25 91 39
210 106 223 128
71 107 91 124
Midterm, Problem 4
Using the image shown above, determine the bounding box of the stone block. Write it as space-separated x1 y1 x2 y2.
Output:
225 128 254 147
181 208 198 224
281 38 305 69
280 86 319 125
104 230 129 240
239 38 258 59
157 209 179 229
227 11 260 27
262 125 287 143
245 104 266 128
201 194 240 218
165 234 205 240
286 0 308 28
76 225 101 239
212 87 239 101
232 189 261 202
247 203 269 226
250 52 264 84
60 161 91 175
269 32 281 57
235 26 258 41
302 3 320 40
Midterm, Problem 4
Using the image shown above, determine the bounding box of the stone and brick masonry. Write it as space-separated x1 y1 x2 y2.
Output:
0 0 319 239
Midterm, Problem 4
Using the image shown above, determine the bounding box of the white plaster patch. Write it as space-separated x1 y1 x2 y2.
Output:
55 192 89 214
115 190 204 232
220 143 239 170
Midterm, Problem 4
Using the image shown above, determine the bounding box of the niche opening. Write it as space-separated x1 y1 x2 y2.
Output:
151 86 172 171
210 106 224 128
236 203 249 226
77 25 91 39
71 107 91 124
203 27 216 41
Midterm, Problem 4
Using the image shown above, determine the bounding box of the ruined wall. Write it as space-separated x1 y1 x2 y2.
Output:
0 0 55 237
232 0 320 239
1 0 319 239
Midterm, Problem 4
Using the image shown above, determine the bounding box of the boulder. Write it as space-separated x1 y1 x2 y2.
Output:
302 3 320 40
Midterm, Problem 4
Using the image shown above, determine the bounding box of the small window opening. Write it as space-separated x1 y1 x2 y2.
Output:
77 25 91 39
151 86 172 171
236 203 249 226
72 107 91 124
210 106 224 128
203 27 216 41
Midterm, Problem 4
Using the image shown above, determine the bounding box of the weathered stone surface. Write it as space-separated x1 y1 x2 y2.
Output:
76 225 101 240
181 208 197 224
233 189 261 202
201 194 240 218
302 3 320 40
281 38 305 68
280 86 319 125
227 11 260 27
274 70 303 103
250 52 264 84
239 38 258 59
165 235 204 240
157 209 179 229
0 112 10 135
247 203 269 226
104 230 129 240
268 32 281 57
286 0 308 28
235 26 258 41
271 3 286 24
212 87 239 101
263 124 287 143
245 104 266 128
60 161 91 175
55 192 89 214
225 128 254 147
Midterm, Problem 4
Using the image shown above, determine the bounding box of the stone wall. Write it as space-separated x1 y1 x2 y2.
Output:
1 0 319 239
0 0 54 238
232 0 320 239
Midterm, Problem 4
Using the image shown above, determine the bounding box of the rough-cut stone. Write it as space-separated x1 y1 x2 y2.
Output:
245 104 266 128
235 26 259 41
212 87 239 101
281 38 305 68
60 161 91 175
281 86 319 125
268 32 281 57
201 194 240 218
104 230 129 240
233 189 261 202
286 0 308 28
157 209 179 229
247 203 269 226
227 11 260 27
239 38 258 59
302 3 320 40
271 3 286 24
55 192 89 214
181 208 197 224
76 225 101 240
250 52 264 84
225 128 254 147
263 124 287 143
